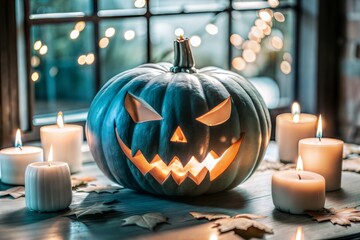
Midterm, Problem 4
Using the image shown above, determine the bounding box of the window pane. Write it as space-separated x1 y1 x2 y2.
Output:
150 13 229 69
100 18 147 85
150 0 228 14
31 22 95 115
30 0 92 15
99 0 146 14
231 9 295 108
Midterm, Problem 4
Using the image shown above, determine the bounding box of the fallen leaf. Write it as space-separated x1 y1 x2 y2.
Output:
257 160 295 172
233 214 267 219
76 185 123 193
214 215 273 239
342 158 360 173
306 207 360 226
190 212 230 221
0 187 25 199
66 202 115 218
122 213 168 230
71 177 97 188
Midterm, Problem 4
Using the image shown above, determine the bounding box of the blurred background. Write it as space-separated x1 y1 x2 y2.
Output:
0 0 359 145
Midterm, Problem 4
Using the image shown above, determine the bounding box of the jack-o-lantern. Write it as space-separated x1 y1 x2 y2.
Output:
86 36 271 196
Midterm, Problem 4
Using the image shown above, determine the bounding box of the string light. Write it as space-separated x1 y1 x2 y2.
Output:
259 9 273 22
99 37 109 48
134 0 146 8
31 56 40 67
271 36 283 50
33 40 42 50
124 30 135 40
39 45 48 55
190 35 202 47
283 52 292 63
255 19 268 30
232 57 246 71
85 53 95 65
268 0 279 8
74 21 86 32
105 27 116 38
274 12 285 22
77 55 86 65
205 23 218 35
243 49 256 63
230 34 243 47
280 61 291 74
49 67 58 77
174 28 184 37
70 29 80 39
31 72 40 82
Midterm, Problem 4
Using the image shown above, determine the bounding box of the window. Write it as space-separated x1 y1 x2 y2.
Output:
19 0 298 136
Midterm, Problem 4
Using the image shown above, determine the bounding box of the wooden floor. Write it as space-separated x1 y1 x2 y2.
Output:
1 143 360 240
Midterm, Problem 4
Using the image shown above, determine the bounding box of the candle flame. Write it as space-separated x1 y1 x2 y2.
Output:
292 102 300 123
48 145 53 166
15 129 23 149
57 111 64 128
296 156 303 172
316 114 322 140
295 226 303 240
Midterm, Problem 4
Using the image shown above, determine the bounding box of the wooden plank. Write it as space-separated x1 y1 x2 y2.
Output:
0 144 360 239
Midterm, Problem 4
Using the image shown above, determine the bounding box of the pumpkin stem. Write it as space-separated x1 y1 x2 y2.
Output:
170 36 197 73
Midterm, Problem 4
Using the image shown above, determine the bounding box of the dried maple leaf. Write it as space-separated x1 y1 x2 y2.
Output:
76 185 123 193
342 158 360 173
257 160 295 172
71 177 97 188
122 213 168 230
189 212 230 221
306 207 360 226
66 202 115 218
214 215 273 239
0 187 25 199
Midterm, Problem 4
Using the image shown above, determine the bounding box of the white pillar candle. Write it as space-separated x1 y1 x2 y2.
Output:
0 129 43 185
40 112 83 173
276 102 317 163
299 115 343 191
272 157 325 214
25 146 72 212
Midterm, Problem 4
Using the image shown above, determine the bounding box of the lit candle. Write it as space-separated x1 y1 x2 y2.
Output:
0 129 43 185
276 102 317 162
298 115 343 191
25 146 72 212
40 112 83 173
293 226 304 240
272 156 326 214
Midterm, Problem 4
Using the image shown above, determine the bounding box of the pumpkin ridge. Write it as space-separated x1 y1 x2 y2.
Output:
222 74 269 187
211 74 262 189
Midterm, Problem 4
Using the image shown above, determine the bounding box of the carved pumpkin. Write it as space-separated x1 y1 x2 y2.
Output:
86 36 271 196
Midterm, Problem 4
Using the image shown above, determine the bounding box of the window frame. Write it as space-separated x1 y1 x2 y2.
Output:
18 0 299 142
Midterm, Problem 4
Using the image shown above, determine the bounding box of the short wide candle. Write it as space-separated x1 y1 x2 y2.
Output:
25 160 72 212
40 112 83 173
276 103 317 163
272 157 325 214
0 130 43 185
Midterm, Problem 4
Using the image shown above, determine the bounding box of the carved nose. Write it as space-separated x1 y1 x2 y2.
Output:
170 126 187 143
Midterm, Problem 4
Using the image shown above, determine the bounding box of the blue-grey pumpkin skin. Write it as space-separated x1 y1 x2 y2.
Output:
86 62 271 196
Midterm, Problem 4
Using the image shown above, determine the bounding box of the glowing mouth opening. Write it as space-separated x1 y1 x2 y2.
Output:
115 129 244 185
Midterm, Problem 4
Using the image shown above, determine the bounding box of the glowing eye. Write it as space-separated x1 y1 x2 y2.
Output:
124 93 162 123
196 97 231 126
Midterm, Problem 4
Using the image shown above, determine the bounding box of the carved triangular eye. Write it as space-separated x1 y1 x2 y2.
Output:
196 97 231 126
125 93 162 123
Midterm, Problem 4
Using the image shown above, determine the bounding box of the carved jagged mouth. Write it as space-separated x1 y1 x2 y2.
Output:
115 129 244 185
